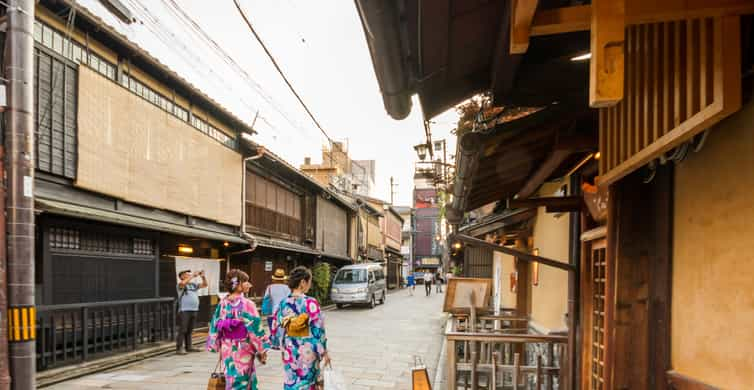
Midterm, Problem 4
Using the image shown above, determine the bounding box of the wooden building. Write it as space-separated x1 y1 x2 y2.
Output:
238 145 357 298
357 1 754 389
25 0 261 371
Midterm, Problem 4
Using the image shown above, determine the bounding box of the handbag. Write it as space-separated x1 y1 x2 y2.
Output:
261 287 273 316
321 365 346 390
281 313 310 337
207 355 225 390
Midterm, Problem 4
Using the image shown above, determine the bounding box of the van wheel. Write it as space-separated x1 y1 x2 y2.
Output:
336 303 344 309
369 295 376 309
379 290 386 304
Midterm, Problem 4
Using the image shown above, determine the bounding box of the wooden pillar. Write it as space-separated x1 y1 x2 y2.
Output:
589 0 625 107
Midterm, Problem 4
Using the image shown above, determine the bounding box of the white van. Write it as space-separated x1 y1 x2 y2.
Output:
330 263 387 309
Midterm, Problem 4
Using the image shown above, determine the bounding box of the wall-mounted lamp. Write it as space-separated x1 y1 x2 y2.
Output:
414 143 428 161
178 245 194 255
453 242 462 250
223 241 230 247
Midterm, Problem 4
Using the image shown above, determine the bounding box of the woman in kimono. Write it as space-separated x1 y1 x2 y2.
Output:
207 269 270 390
270 266 330 389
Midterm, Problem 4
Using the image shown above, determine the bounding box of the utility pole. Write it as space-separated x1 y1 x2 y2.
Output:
4 1 36 389
389 176 398 205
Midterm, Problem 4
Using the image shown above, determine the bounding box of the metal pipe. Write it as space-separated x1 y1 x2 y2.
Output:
447 133 482 225
5 0 36 388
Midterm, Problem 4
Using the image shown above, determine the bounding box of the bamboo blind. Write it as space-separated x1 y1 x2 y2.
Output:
598 16 741 186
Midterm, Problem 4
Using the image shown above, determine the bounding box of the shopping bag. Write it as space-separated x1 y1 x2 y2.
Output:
322 366 347 390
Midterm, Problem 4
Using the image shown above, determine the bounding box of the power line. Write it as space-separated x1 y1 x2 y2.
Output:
233 0 333 144
161 0 305 136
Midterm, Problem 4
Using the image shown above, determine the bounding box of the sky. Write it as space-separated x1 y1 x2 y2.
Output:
78 0 459 206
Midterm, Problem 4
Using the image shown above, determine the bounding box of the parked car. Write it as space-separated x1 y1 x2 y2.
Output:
330 263 387 309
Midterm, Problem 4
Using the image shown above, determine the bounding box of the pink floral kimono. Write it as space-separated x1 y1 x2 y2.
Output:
207 295 270 390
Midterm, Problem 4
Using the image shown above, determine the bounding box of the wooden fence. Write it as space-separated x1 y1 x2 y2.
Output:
36 297 175 370
446 312 568 389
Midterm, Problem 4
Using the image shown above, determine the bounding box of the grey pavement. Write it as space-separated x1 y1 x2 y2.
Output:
48 287 447 390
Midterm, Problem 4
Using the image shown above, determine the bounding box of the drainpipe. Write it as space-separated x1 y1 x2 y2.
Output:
4 1 35 388
446 132 482 225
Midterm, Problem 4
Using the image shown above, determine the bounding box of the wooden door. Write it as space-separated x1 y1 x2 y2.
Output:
581 234 609 390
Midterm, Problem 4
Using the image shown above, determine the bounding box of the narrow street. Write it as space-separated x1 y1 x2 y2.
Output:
48 289 447 390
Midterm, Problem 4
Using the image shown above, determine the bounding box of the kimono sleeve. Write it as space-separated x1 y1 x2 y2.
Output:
305 297 328 356
206 303 222 352
269 302 283 349
240 299 271 352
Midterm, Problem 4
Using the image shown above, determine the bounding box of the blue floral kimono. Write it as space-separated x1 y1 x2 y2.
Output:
270 294 328 390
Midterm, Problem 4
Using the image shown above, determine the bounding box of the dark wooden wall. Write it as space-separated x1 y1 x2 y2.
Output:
610 165 672 390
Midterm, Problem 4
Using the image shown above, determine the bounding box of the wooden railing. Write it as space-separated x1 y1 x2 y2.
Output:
446 312 568 390
36 298 175 370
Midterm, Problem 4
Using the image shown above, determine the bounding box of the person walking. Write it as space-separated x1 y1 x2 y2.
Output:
435 271 443 293
261 268 291 332
176 269 207 354
406 273 416 296
270 266 330 390
207 269 270 390
423 272 433 296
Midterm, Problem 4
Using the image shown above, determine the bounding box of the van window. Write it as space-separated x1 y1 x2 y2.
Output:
375 269 385 280
335 269 367 283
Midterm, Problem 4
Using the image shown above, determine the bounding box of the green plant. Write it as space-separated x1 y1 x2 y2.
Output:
451 265 463 276
310 262 333 304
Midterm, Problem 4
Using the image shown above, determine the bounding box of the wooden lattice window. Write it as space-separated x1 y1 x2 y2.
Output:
582 235 609 390
598 16 741 186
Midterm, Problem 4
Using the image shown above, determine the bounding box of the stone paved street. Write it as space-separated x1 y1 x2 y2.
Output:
49 288 447 390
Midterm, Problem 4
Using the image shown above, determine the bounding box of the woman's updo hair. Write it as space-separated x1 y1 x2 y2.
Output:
225 269 250 292
287 266 312 289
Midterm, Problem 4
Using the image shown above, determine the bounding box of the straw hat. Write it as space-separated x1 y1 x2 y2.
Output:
271 268 288 281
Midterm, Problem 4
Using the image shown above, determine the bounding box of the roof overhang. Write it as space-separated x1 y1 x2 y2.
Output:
447 104 596 223
36 198 249 244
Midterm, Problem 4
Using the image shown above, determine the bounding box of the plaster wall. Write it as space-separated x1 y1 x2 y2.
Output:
672 96 754 389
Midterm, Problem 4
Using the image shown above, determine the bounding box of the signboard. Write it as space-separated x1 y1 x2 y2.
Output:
265 261 273 272
421 257 440 265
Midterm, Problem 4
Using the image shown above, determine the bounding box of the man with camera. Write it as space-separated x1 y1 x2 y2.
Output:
176 269 207 355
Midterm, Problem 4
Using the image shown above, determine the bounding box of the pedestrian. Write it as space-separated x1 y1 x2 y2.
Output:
423 272 433 296
435 271 443 293
206 269 270 390
176 269 207 355
445 270 453 285
261 268 291 333
270 266 331 389
406 273 416 296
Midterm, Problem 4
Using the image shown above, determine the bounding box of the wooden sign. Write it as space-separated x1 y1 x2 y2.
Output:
582 181 609 223
443 277 492 313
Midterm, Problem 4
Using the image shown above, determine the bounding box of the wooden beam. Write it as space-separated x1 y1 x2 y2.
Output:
509 196 584 213
590 0 625 108
530 1 754 37
516 149 571 199
530 5 590 37
666 371 720 390
453 234 575 273
510 0 540 54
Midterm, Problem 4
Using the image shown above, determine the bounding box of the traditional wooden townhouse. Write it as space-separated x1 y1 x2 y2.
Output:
236 144 357 298
352 197 383 263
358 1 754 389
382 206 404 289
21 0 264 372
353 196 404 287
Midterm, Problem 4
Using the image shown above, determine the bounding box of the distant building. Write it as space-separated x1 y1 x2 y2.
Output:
301 143 375 196
413 168 444 275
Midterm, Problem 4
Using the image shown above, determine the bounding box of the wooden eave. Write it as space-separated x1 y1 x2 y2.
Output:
455 104 596 212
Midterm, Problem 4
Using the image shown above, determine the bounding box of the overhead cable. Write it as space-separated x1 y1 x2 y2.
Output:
233 0 333 144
